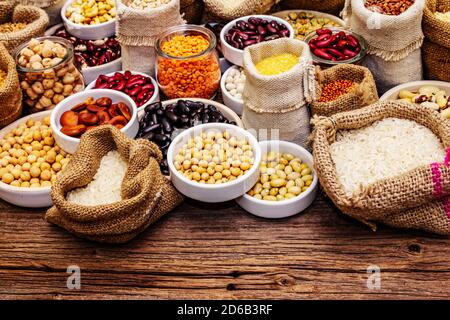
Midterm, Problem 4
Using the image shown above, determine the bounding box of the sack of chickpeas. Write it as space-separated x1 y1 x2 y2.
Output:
422 0 450 81
204 0 280 21
15 0 64 26
0 2 48 53
280 0 345 15
242 37 316 147
342 0 425 94
0 42 22 128
46 126 183 244
310 64 378 117
116 0 184 76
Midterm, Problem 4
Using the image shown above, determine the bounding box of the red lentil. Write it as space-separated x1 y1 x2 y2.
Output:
318 80 355 102
364 0 415 16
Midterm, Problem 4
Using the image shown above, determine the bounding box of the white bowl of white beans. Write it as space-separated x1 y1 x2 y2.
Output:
236 140 318 218
167 123 261 203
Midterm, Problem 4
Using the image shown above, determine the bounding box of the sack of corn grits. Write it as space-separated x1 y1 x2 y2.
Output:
422 0 450 82
0 2 49 53
310 64 378 117
342 0 425 94
204 0 281 21
281 0 345 15
242 37 316 147
46 126 183 243
115 0 184 76
15 0 64 26
311 100 450 235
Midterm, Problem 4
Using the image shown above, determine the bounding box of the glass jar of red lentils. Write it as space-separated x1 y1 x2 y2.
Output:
155 25 221 99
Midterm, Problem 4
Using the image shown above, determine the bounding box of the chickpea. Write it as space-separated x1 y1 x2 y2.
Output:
30 166 41 178
40 169 52 181
2 173 14 184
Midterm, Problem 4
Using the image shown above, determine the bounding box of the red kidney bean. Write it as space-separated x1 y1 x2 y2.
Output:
314 48 333 60
327 48 344 59
309 28 362 63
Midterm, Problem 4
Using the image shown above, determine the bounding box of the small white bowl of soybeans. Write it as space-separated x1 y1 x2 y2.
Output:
236 140 318 219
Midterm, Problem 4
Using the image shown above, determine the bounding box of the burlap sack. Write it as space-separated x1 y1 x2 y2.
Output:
311 64 378 117
242 38 316 147
342 0 425 94
116 0 184 76
422 0 450 81
281 0 345 15
15 0 64 26
45 126 183 243
311 100 450 235
204 0 281 21
0 3 48 53
181 0 204 24
0 42 22 127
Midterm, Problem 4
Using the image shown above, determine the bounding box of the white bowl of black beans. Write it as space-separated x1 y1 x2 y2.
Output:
220 15 295 67
137 98 243 175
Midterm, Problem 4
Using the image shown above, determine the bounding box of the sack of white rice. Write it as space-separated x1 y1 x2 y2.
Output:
311 100 450 235
45 125 183 243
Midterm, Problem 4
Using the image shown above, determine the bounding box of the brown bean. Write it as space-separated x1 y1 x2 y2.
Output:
109 115 127 126
108 103 121 117
78 112 99 126
71 102 87 112
96 97 112 107
60 125 86 137
60 110 78 127
97 110 111 124
117 102 132 121
87 104 106 113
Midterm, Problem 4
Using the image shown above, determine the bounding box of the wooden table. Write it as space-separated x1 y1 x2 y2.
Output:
1 192 449 300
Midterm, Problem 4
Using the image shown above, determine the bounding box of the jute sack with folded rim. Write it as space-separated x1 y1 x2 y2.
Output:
204 0 281 21
242 38 316 147
422 0 450 81
45 126 184 243
311 101 450 235
281 0 345 15
116 0 184 76
342 0 425 94
310 64 378 117
0 3 48 53
0 42 22 128
15 0 64 26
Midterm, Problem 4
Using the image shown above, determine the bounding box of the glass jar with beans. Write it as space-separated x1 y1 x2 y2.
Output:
15 37 85 113
155 25 221 99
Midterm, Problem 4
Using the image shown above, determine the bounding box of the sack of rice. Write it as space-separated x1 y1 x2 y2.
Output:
45 126 183 243
310 64 378 117
15 0 64 26
242 37 316 147
280 0 345 15
204 0 281 21
342 0 425 94
0 2 48 53
311 100 450 235
0 42 22 127
116 0 184 76
181 0 204 24
422 0 450 81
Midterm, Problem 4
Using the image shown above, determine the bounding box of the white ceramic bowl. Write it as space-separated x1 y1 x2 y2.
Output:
45 23 122 84
220 15 295 67
86 71 160 113
144 98 244 128
220 65 244 116
236 140 318 219
167 123 261 202
0 111 53 208
380 80 450 102
61 0 116 40
50 89 139 154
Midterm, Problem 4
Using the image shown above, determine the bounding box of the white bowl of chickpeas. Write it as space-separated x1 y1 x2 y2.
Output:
0 111 71 208
236 140 318 219
167 123 261 203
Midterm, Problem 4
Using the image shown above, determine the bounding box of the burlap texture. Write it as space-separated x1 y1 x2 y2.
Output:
423 39 450 81
16 0 64 26
311 64 378 117
181 0 204 24
281 0 345 15
422 0 450 81
342 0 425 60
45 126 183 243
0 42 22 128
242 38 316 147
311 100 450 235
116 0 184 75
204 0 280 21
0 3 48 53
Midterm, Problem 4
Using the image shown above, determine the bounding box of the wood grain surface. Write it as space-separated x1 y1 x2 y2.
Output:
1 192 449 300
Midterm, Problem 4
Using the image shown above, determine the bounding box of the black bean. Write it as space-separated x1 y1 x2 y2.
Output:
151 113 158 125
177 100 190 114
143 123 161 134
201 113 210 123
207 105 218 112
142 131 155 140
165 110 178 123
179 115 190 126
161 118 173 134
156 108 164 117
